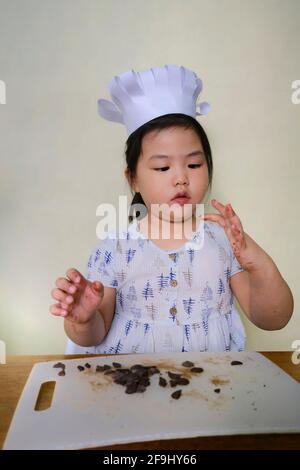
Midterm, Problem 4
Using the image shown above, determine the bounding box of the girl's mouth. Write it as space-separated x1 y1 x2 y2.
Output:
171 197 191 206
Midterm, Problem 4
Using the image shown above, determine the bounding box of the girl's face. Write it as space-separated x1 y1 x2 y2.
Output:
128 126 209 224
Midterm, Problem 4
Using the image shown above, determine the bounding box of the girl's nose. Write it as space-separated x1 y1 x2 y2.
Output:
174 172 189 186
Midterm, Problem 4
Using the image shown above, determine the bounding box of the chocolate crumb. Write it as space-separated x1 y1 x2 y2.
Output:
96 365 105 372
182 361 194 368
58 370 65 376
85 363 91 368
190 367 204 373
77 365 85 372
214 388 221 393
171 390 182 400
103 365 111 371
230 360 243 366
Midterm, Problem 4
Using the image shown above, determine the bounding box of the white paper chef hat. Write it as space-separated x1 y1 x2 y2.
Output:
97 64 210 137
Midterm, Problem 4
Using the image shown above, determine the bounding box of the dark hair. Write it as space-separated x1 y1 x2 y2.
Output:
125 113 213 223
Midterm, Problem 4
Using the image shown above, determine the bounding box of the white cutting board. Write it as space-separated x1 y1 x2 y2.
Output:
3 352 300 449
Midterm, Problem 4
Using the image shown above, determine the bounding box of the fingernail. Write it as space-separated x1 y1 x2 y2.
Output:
66 295 73 303
69 285 76 293
76 276 80 283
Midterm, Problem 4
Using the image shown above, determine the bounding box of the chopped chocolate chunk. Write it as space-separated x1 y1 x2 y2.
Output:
168 371 182 380
170 380 178 388
85 363 91 368
53 362 65 369
171 390 182 400
104 369 116 375
182 361 194 368
148 366 160 376
230 360 243 366
103 364 111 371
159 376 167 387
190 367 204 373
176 378 189 386
77 365 85 372
214 388 221 393
125 382 139 394
112 362 122 368
58 370 66 376
96 365 105 372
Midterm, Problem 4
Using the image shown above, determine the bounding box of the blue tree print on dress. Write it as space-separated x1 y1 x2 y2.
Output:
117 291 125 309
127 285 137 302
111 279 118 287
87 255 92 269
157 273 169 290
142 281 154 300
202 315 209 336
125 320 133 336
104 250 113 265
94 248 101 264
187 247 195 264
217 278 225 295
182 345 188 352
184 325 191 341
144 323 150 335
200 283 213 302
108 339 123 354
169 268 176 282
183 297 196 318
126 248 136 264
224 267 231 282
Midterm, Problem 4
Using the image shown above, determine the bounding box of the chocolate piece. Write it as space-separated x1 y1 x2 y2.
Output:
171 390 182 399
230 360 243 366
182 361 194 368
96 365 105 372
53 362 65 369
190 367 204 373
77 365 85 372
168 371 182 380
103 365 111 371
112 362 122 368
159 376 167 387
214 388 221 393
125 382 139 394
85 363 91 368
148 366 160 376
176 378 189 386
58 370 66 376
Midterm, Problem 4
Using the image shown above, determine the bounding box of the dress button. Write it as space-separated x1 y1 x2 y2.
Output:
169 307 177 315
170 279 178 287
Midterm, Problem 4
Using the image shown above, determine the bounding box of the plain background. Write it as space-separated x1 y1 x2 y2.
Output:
0 0 299 354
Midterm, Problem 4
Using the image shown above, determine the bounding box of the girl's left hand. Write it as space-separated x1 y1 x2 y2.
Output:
202 199 269 273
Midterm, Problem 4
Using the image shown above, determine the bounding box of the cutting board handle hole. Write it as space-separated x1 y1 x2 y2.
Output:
34 381 56 411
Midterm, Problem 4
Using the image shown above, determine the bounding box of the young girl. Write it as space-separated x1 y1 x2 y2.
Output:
50 65 294 354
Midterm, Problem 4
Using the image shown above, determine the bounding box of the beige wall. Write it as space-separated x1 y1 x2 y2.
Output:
0 0 299 354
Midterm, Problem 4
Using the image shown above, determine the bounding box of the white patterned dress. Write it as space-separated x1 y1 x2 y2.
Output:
65 218 246 354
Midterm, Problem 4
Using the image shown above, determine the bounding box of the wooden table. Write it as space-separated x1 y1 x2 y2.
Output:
1 352 300 450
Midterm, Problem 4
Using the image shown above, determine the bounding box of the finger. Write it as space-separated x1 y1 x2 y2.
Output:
55 277 78 294
50 303 69 317
202 213 226 228
66 268 83 285
51 288 75 304
91 280 104 295
211 199 227 217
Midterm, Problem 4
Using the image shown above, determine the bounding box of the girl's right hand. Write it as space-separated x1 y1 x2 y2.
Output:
50 268 104 324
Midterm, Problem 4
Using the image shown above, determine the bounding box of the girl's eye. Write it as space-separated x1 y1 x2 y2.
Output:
154 164 202 172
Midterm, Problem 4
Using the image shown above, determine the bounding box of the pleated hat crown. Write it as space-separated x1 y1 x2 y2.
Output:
97 64 210 137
